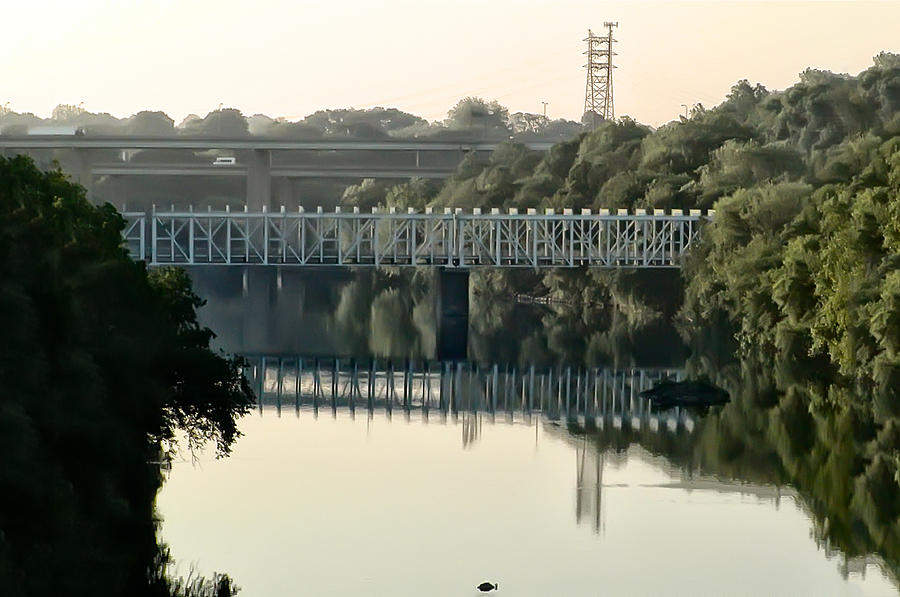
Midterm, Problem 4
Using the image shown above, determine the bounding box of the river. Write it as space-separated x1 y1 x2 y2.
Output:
156 270 899 596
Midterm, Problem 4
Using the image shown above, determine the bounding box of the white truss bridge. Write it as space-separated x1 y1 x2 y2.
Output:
121 206 713 268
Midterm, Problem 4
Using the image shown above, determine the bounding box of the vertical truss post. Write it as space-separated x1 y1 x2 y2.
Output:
262 205 269 265
150 205 158 264
188 205 195 264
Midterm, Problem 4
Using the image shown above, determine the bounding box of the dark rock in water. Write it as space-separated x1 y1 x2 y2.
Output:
477 581 498 592
640 379 729 409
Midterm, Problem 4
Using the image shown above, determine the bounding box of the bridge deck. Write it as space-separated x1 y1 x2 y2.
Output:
91 163 455 179
122 207 713 268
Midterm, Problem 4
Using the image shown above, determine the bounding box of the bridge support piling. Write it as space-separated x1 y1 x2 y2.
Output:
246 149 271 210
435 268 469 361
240 267 277 352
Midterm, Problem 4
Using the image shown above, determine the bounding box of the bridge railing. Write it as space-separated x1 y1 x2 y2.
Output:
122 206 714 268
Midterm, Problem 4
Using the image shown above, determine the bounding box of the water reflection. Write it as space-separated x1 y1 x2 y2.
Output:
575 440 605 533
159 402 898 597
245 355 692 431
238 353 900 588
171 269 899 594
190 267 687 367
460 411 481 449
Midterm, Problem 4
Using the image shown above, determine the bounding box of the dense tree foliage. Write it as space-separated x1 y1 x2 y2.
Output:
0 156 253 596
127 111 177 136
680 55 900 415
180 108 249 137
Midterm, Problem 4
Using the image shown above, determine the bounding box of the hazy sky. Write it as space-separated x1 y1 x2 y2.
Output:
4 1 900 126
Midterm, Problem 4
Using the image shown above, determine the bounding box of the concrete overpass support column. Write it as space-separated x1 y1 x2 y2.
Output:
435 268 469 361
276 176 293 208
73 149 94 201
107 175 123 208
246 149 271 210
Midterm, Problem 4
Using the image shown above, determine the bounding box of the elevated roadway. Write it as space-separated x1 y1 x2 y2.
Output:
0 136 554 151
1 136 554 205
90 162 455 179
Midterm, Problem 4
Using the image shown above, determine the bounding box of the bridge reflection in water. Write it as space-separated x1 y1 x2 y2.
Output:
243 354 699 537
243 355 695 433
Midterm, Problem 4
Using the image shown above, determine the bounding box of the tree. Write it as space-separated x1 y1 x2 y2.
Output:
509 112 550 134
127 111 176 136
51 102 86 122
180 108 249 137
300 107 426 137
0 155 253 596
446 97 510 138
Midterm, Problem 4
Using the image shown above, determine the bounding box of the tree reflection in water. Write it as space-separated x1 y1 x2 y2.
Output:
564 346 900 585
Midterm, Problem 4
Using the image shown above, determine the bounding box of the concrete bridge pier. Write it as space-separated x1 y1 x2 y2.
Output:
435 268 469 361
241 266 278 353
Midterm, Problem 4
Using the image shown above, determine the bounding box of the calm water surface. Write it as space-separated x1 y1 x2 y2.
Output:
158 409 896 596
158 271 898 596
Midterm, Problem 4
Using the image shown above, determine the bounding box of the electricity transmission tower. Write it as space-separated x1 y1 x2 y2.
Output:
583 22 618 128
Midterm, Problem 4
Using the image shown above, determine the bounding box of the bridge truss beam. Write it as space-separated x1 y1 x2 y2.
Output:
122 207 713 269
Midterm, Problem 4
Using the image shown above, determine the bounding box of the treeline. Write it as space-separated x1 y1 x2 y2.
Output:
0 155 254 596
672 52 900 466
340 52 900 368
682 131 900 417
0 97 582 141
343 53 899 212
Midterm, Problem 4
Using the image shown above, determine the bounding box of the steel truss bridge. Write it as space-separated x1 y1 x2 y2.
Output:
122 206 713 268
246 355 694 432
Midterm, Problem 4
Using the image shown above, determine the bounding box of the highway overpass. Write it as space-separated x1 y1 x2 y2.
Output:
0 136 555 151
0 136 556 208
89 163 455 179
